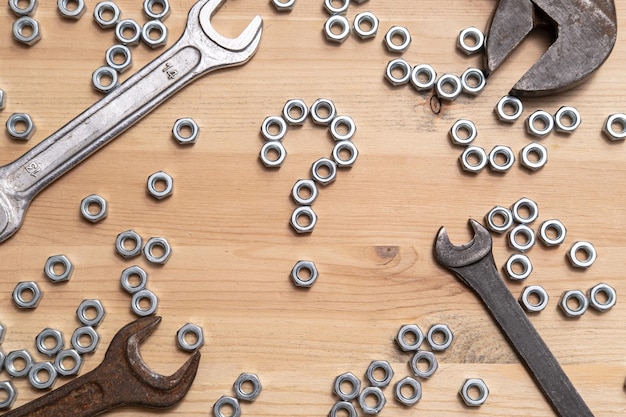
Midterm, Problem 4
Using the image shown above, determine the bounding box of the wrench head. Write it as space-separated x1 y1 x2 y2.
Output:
434 219 492 269
104 316 201 408
198 0 263 53
485 0 617 96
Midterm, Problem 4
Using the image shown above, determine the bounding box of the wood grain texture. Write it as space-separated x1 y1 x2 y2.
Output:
0 0 625 415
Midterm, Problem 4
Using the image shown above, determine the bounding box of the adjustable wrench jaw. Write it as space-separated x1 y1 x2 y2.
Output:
485 0 617 96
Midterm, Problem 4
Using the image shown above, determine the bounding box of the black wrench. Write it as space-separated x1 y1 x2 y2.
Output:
435 219 593 417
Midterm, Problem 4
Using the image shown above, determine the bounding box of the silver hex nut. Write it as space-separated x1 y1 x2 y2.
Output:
0 381 17 410
143 237 172 265
44 254 74 282
459 378 489 406
13 16 41 46
0 322 6 344
172 117 199 145
333 372 361 401
559 290 589 317
6 113 36 140
0 89 5 110
176 323 204 352
603 113 626 141
12 281 42 309
324 15 350 44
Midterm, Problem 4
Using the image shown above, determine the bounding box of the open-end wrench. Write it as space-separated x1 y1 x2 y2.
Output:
0 0 262 243
3 316 201 416
485 0 617 96
435 220 593 417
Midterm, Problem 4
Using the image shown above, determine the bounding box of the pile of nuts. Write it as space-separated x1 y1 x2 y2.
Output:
483 197 616 317
92 0 171 93
258 98 358 234
329 321 488 416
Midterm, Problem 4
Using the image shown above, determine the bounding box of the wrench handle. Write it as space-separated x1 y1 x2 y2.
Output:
1 38 207 199
3 369 117 417
451 255 594 417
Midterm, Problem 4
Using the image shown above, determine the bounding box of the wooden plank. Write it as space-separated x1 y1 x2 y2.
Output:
0 1 625 415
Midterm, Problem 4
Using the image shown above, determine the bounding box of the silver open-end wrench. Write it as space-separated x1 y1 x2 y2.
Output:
435 220 593 417
0 0 262 243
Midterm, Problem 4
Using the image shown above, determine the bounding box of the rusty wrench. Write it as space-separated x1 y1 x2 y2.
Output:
435 220 593 417
0 0 262 243
484 0 617 96
3 316 201 416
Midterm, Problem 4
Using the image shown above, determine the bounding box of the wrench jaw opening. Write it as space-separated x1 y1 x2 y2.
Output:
434 220 492 270
107 316 202 408
198 0 263 53
485 0 617 96
176 0 263 77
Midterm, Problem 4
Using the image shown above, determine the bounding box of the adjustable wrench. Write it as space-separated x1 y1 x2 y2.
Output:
485 0 617 96
0 0 262 243
435 220 593 417
3 316 201 416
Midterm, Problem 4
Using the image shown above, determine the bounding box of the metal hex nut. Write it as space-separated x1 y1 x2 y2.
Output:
53 349 83 376
271 0 295 11
603 113 626 141
12 281 42 309
395 324 424 351
76 299 106 327
44 254 74 282
172 118 199 144
588 283 617 312
559 290 589 317
9 0 38 16
80 194 108 223
0 381 16 410
459 378 489 406
291 260 318 287
35 328 64 356
176 323 204 352
526 110 554 138
115 229 143 259
13 16 41 46
29 361 58 390
359 386 386 414
394 376 422 406
147 171 173 200
143 237 172 265
353 12 379 40
71 326 100 354
324 15 350 44
233 373 262 402
366 360 394 388
0 89 5 110
333 372 361 401
142 20 168 48
6 113 36 140
58 0 86 19
0 322 6 344
5 349 34 377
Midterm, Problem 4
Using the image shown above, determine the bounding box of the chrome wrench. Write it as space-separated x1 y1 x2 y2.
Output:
0 0 262 243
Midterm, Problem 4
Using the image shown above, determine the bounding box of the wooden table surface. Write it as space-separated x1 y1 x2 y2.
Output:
0 0 625 415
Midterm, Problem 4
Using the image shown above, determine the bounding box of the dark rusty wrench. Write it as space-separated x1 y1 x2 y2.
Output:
435 220 593 417
484 0 617 96
2 316 201 417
